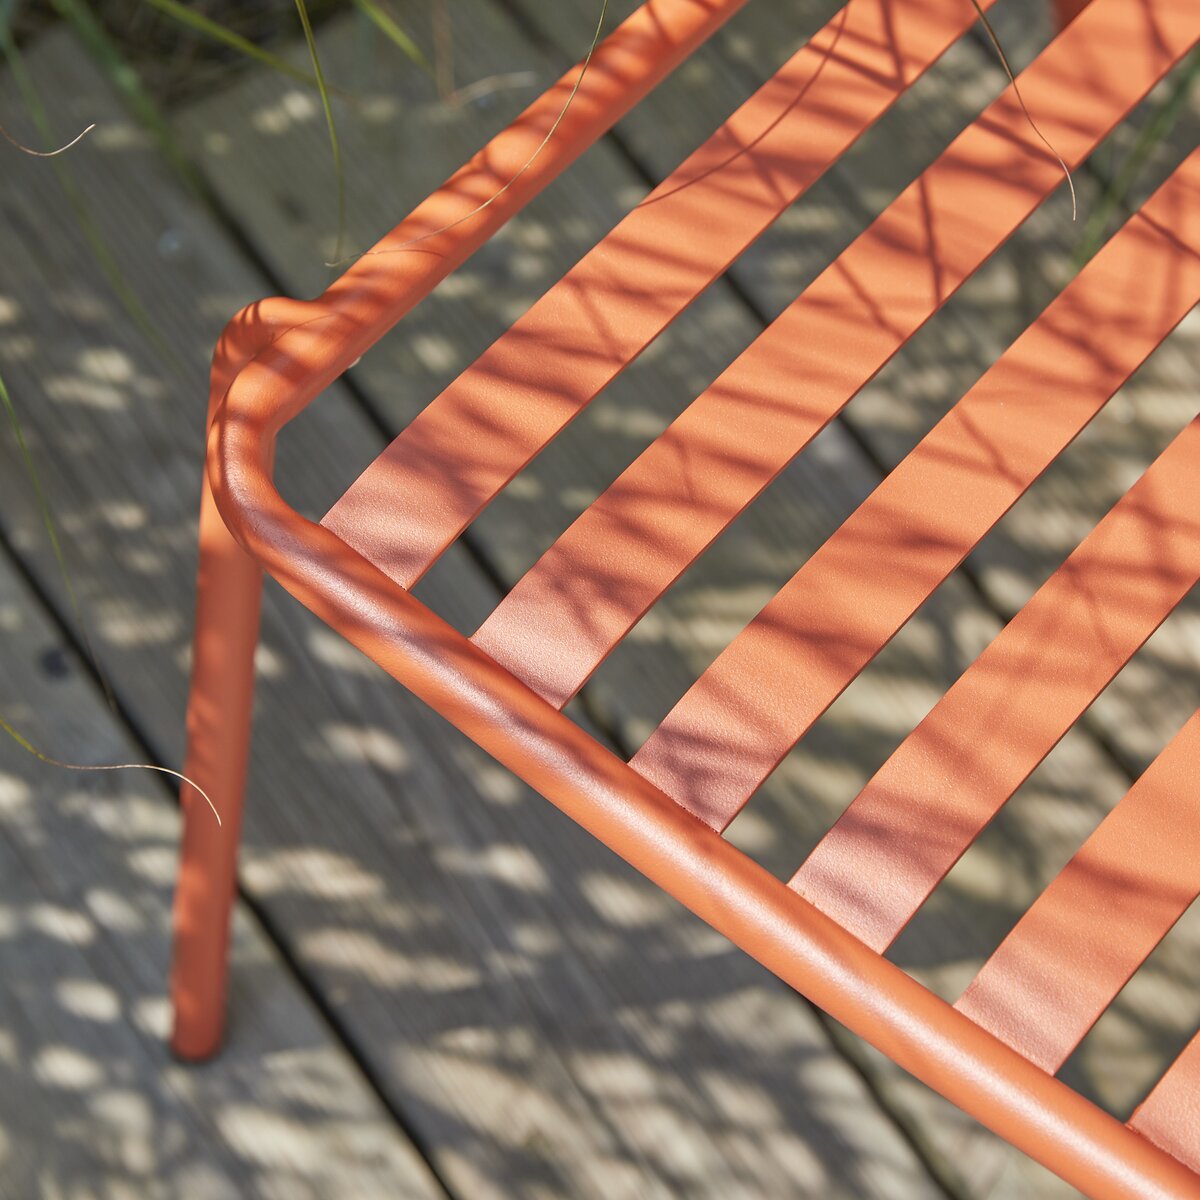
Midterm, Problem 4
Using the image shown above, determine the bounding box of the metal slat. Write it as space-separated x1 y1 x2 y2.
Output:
1132 1030 1200 1174
955 709 1200 1071
793 412 1200 951
627 2 1200 821
323 0 1000 591
630 145 1200 832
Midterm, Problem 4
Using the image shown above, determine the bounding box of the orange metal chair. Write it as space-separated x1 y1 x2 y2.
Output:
171 0 1200 1195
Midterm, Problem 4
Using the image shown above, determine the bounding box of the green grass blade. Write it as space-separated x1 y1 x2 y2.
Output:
293 0 346 263
142 0 324 92
0 712 39 758
351 0 429 73
0 0 19 43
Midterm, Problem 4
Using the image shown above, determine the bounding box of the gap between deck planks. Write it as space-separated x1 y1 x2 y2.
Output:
0 25 950 1200
175 3 1200 1199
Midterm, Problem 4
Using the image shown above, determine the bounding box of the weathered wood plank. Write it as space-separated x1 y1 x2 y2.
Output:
176 5 1200 1199
0 542 448 1198
0 26 947 1200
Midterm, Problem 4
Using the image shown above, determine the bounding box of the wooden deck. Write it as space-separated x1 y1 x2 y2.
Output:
1 5 1197 1197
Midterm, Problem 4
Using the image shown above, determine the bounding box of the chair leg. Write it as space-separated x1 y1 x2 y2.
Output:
169 461 263 1060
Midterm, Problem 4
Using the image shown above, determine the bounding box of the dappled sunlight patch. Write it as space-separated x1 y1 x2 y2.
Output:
508 918 561 958
72 792 178 841
579 871 674 929
96 500 147 532
95 602 180 648
306 627 379 675
401 1033 585 1149
0 772 31 816
410 331 461 374
697 1067 787 1130
84 887 145 935
33 1044 105 1091
77 346 136 384
441 841 550 894
44 372 128 413
250 89 321 137
256 1045 380 1114
320 722 409 772
216 1106 334 1171
28 902 95 945
126 845 178 886
84 1088 159 1173
301 927 481 991
242 848 386 902
130 995 170 1041
251 640 286 680
473 764 523 805
57 979 122 1024
577 1045 688 1106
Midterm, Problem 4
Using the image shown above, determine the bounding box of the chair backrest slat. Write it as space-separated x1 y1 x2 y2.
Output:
791 411 1200 950
953 709 1200 1072
321 0 994 591
480 0 1195 717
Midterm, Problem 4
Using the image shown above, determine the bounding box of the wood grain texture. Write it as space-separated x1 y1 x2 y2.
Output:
0 26 946 1200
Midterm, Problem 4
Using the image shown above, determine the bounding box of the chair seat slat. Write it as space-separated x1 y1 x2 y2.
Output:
479 0 1175 709
322 0 992 589
1131 1032 1200 1174
792 410 1200 951
626 4 1200 817
954 709 1200 1072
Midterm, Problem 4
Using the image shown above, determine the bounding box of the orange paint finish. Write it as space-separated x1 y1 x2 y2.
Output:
170 298 310 1059
484 0 1199 725
794 410 1200 953
200 281 1200 1200
325 0 1001 593
172 0 1200 1193
1134 1032 1200 1173
634 139 1200 829
957 707 1200 1073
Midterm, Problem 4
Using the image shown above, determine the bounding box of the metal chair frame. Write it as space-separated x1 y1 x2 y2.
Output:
170 1 1200 1195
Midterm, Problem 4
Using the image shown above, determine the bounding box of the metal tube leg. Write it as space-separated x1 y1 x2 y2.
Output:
169 465 263 1060
169 318 268 1060
169 297 306 1059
